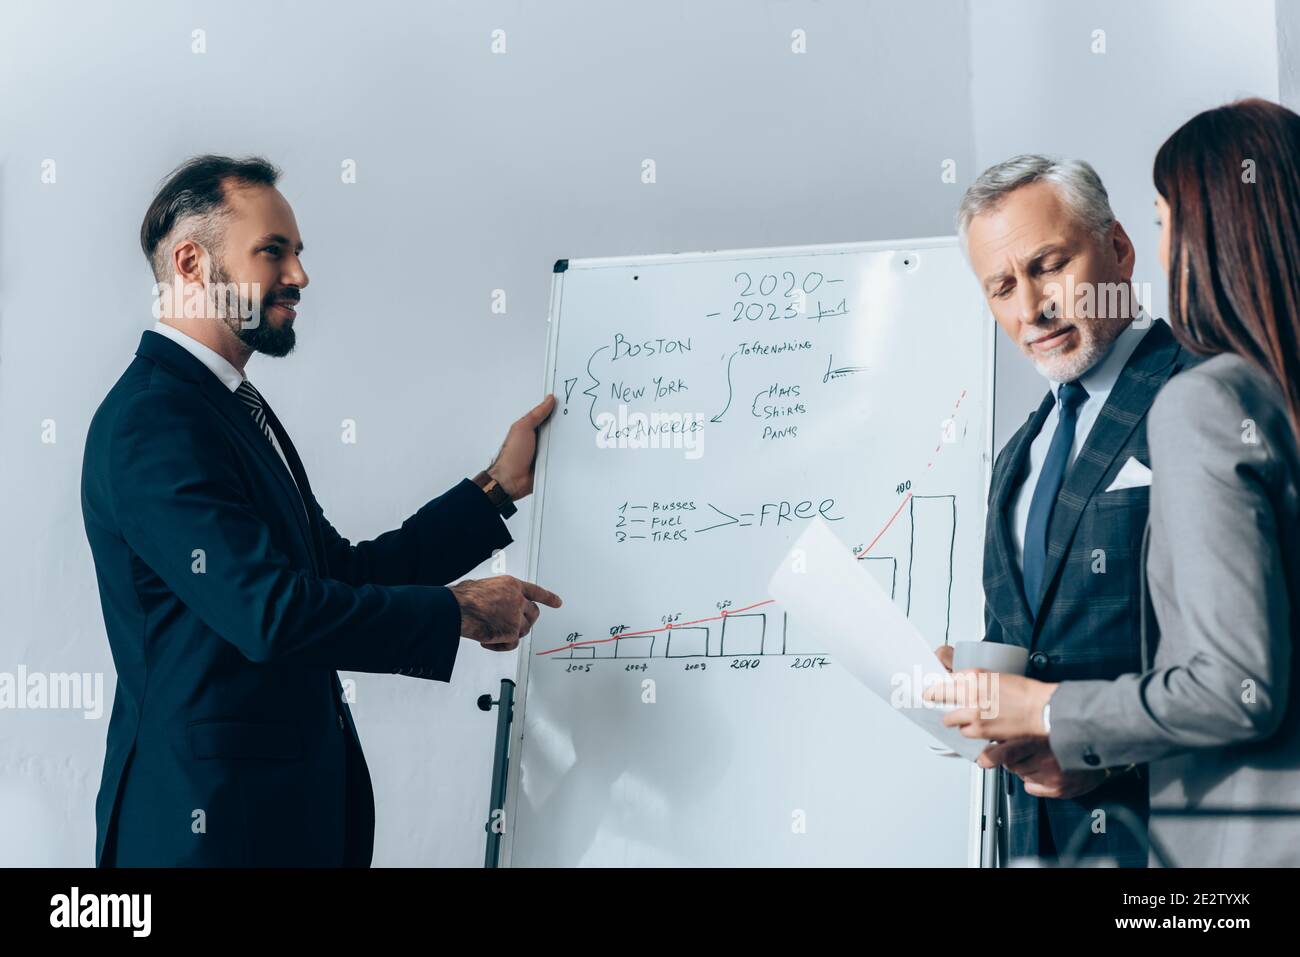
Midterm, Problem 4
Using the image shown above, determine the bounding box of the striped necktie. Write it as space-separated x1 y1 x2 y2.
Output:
235 379 277 447
234 379 308 519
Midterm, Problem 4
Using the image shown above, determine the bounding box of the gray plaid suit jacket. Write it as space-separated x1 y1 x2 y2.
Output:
983 319 1199 866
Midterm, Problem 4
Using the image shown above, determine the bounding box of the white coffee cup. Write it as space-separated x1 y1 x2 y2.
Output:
949 640 1029 675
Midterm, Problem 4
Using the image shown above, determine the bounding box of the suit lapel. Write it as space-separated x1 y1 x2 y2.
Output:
1030 320 1181 639
260 401 327 571
136 331 318 562
987 392 1055 647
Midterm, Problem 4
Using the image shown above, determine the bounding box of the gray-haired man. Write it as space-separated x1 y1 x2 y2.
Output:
938 155 1198 866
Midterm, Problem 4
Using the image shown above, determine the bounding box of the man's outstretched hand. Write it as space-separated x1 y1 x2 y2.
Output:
450 575 562 652
487 395 556 500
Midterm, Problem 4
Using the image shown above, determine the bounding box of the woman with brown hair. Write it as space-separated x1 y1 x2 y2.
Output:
932 98 1300 867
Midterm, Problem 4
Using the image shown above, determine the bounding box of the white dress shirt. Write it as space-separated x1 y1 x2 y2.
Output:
151 321 306 505
1009 316 1157 572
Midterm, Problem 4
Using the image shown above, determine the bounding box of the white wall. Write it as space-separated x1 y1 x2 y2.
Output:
1279 0 1300 108
0 0 977 866
968 0 1280 448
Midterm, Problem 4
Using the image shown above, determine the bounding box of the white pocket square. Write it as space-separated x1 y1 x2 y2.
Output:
1105 456 1152 492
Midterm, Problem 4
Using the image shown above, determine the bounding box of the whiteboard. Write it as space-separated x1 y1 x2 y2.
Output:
503 238 994 866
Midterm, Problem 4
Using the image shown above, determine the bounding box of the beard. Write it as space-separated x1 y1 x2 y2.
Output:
1025 317 1125 383
209 257 297 358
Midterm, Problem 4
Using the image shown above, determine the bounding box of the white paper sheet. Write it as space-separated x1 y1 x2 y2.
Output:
768 517 986 761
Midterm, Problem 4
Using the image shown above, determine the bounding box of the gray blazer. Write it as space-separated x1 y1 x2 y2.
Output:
1049 352 1300 867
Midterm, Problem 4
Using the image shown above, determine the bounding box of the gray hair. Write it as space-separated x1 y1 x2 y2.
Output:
956 154 1116 247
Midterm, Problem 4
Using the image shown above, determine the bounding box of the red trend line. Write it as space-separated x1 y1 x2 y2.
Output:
535 387 970 657
857 387 966 559
859 491 912 556
537 599 775 656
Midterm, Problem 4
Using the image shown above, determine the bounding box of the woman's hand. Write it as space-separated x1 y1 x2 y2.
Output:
923 670 1058 740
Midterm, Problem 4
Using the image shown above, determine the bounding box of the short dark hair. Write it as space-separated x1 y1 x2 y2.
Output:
140 154 280 280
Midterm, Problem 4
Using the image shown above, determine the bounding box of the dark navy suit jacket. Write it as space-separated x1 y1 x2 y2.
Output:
82 330 512 866
983 319 1197 866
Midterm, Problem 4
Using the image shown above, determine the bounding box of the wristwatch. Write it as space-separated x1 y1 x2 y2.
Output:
1041 702 1052 734
473 470 517 519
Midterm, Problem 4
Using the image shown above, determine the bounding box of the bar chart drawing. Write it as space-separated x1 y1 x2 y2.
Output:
905 494 957 645
859 556 898 601
553 493 958 659
719 612 766 656
613 633 656 659
664 626 710 658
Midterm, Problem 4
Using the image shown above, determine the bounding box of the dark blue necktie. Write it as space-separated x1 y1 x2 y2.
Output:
1022 379 1089 615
